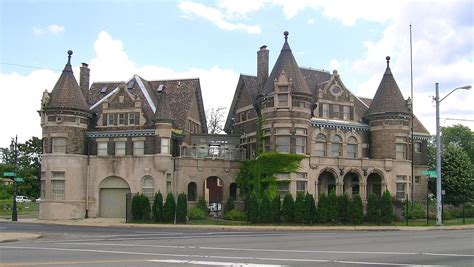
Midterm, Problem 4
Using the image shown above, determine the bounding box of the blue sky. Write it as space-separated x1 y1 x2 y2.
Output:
1 0 473 147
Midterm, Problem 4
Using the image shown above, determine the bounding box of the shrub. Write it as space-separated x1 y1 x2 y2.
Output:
380 190 393 224
404 202 426 220
224 209 247 221
247 194 259 224
366 193 379 224
350 194 364 225
294 192 305 224
304 193 316 225
337 193 350 224
152 191 163 222
131 194 150 222
317 194 329 223
282 193 294 223
223 197 235 217
259 194 271 223
270 195 281 224
197 197 207 213
328 190 338 223
176 193 187 223
188 207 206 220
162 193 176 223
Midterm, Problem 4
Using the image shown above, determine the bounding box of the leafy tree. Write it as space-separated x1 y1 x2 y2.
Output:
162 193 176 223
259 194 271 223
441 145 474 204
316 194 329 223
247 193 259 224
380 190 393 224
282 193 294 223
441 124 474 164
152 191 163 222
327 190 338 223
337 193 350 224
206 106 227 134
223 196 235 217
270 195 281 224
304 193 316 225
350 194 364 225
176 193 187 223
294 192 305 224
366 193 379 224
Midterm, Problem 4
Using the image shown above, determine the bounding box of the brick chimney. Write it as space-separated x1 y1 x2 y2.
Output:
80 63 90 102
257 45 269 95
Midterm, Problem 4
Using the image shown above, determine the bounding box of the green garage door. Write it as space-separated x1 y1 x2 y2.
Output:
99 188 130 218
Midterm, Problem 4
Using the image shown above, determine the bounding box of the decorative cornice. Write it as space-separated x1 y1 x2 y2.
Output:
87 129 155 138
310 119 369 131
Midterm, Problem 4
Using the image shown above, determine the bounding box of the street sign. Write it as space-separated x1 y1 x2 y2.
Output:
14 177 24 182
3 172 16 177
420 170 437 178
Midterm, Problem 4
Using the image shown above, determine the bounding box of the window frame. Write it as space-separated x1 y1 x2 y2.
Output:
115 141 126 156
52 137 66 154
276 136 290 153
129 113 136 125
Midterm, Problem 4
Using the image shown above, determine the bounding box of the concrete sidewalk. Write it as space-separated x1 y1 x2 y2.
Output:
0 232 42 243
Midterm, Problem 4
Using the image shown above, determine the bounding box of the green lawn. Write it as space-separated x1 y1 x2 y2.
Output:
394 218 474 226
0 200 39 216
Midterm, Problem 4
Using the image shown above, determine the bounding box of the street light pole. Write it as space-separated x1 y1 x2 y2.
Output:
435 83 471 226
10 136 18 222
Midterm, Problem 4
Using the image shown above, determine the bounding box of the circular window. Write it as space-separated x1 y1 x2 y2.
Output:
330 86 342 96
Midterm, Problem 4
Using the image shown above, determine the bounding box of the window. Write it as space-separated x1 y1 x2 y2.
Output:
276 136 290 153
52 180 65 200
295 128 306 135
40 180 45 198
107 114 115 126
133 141 144 155
415 176 421 184
115 141 126 156
230 183 237 200
322 103 329 118
166 181 172 194
295 136 306 154
161 138 170 154
396 183 406 200
264 136 271 152
414 142 421 153
315 134 326 156
275 173 290 180
277 183 289 198
332 105 340 119
296 181 307 194
276 128 290 134
278 94 288 107
118 113 125 125
295 172 307 179
343 106 350 120
129 113 136 125
396 143 407 159
347 136 358 159
52 138 66 153
352 176 360 196
188 182 197 201
240 111 248 122
142 176 154 200
396 175 407 181
97 142 108 156
331 135 342 157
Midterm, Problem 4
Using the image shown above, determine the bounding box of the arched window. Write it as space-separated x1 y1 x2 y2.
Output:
315 134 327 156
331 135 342 157
229 183 237 200
347 136 358 159
142 176 154 200
187 182 197 201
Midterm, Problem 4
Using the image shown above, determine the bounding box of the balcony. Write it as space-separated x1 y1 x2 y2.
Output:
179 145 246 161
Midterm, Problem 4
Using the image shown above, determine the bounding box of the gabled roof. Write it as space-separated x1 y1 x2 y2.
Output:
365 56 409 117
46 50 89 112
224 74 258 132
263 32 311 95
154 90 173 122
299 67 331 95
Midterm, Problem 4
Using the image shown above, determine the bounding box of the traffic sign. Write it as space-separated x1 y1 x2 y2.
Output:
420 170 437 178
14 177 24 182
3 172 15 177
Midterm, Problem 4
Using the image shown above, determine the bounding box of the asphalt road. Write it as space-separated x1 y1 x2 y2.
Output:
1 223 473 266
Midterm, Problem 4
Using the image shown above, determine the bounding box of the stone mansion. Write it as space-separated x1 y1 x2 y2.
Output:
39 32 430 219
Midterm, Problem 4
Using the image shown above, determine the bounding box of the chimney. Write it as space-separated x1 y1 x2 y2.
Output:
80 63 90 102
257 45 269 95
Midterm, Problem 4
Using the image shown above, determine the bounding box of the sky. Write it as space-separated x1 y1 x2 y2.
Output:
0 0 473 148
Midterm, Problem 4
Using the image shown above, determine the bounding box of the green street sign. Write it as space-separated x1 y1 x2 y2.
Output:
3 172 15 177
420 170 437 178
14 177 24 182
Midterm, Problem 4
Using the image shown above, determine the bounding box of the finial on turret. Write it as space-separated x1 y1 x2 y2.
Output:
67 50 73 65
284 31 289 42
386 56 390 67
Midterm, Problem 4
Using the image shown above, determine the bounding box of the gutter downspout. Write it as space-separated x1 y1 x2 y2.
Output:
85 136 90 218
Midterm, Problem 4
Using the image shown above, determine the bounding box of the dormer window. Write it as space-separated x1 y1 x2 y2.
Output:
129 113 136 125
332 104 340 119
278 94 288 107
322 103 329 118
343 106 351 120
118 113 125 125
275 85 290 108
107 114 115 126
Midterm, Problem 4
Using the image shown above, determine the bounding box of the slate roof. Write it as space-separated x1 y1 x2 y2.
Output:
46 51 89 112
263 32 311 95
154 90 173 122
224 74 258 132
365 57 409 117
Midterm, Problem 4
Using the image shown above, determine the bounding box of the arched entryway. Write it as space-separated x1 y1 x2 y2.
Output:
99 176 130 218
205 176 223 203
366 172 383 199
318 170 337 197
343 171 360 197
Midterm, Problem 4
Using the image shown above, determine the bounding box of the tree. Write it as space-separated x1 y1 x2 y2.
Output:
270 195 281 224
247 193 259 224
131 194 150 221
294 192 305 224
206 106 227 134
366 193 379 224
152 191 163 222
304 193 316 225
282 193 294 223
441 124 474 164
223 196 235 218
337 193 350 224
316 194 329 223
441 145 474 204
380 190 393 224
197 197 208 213
259 194 271 223
350 194 364 225
162 193 176 223
176 193 187 223
327 190 338 223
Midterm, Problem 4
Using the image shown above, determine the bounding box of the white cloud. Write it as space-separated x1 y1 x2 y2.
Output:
307 18 315 25
33 24 65 36
178 1 261 34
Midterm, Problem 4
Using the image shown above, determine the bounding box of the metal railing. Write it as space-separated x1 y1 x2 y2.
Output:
179 145 246 161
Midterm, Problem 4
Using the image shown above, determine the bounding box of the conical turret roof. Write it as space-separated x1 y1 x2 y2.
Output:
365 56 409 117
263 31 311 95
46 50 89 111
154 88 173 123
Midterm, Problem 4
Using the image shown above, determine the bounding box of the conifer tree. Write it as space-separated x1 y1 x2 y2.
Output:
152 191 163 222
328 190 338 223
366 192 379 224
380 190 393 224
337 193 350 224
259 194 271 223
270 195 281 224
176 193 188 223
317 194 329 223
294 192 305 224
282 193 294 223
350 194 364 225
162 193 176 223
304 193 316 224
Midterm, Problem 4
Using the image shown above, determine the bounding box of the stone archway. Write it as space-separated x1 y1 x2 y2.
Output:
343 171 360 197
366 172 383 199
318 170 337 197
98 176 130 218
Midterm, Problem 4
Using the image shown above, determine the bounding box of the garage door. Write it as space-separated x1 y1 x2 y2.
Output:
99 188 130 218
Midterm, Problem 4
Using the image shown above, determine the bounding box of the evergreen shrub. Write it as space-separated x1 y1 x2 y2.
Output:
259 194 271 223
350 194 364 225
162 193 176 223
224 209 247 221
247 194 259 224
366 193 379 224
152 191 163 222
223 197 235 217
317 194 329 223
380 190 393 224
270 195 281 224
131 194 150 222
328 190 338 223
337 193 350 224
282 193 294 223
176 193 187 223
304 193 316 224
188 207 206 220
294 192 305 224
